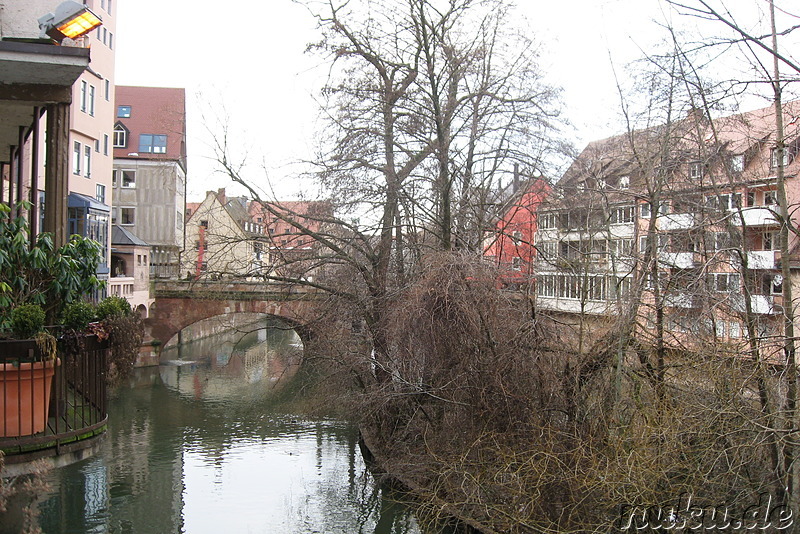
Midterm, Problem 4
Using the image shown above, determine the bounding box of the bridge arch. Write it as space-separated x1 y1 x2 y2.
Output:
144 281 320 351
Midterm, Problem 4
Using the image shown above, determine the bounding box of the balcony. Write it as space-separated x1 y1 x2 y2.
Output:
664 292 700 309
0 337 107 474
746 250 777 270
659 251 699 269
734 207 779 227
729 294 782 315
657 213 696 231
108 276 135 298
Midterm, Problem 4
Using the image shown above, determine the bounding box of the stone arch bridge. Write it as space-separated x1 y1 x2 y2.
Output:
145 280 324 348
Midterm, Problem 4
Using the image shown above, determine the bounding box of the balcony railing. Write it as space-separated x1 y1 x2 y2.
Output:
0 337 107 463
657 213 696 231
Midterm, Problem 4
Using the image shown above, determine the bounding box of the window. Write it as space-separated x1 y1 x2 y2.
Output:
512 230 523 245
715 321 726 338
80 80 87 113
641 203 651 218
117 105 131 118
730 154 744 173
539 213 557 229
730 322 741 338
763 231 778 251
139 134 167 154
96 184 106 205
88 85 95 116
120 207 135 225
108 32 113 49
764 190 778 206
200 220 209 228
94 139 100 152
113 123 128 148
619 175 630 189
103 134 109 155
73 141 81 175
596 178 607 190
105 79 110 101
512 257 522 271
83 145 91 177
689 161 704 179
116 169 136 188
706 273 739 292
771 147 791 168
176 211 183 230
770 274 783 295
711 232 729 251
706 193 742 211
539 241 557 259
609 206 635 224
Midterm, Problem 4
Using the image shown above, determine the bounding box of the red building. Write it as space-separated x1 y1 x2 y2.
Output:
485 176 550 288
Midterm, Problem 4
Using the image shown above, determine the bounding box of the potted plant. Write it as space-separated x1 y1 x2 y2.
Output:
0 304 59 437
0 203 103 437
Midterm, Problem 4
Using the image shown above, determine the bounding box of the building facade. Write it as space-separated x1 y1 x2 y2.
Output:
2 0 117 287
484 176 550 289
534 101 800 355
112 85 187 279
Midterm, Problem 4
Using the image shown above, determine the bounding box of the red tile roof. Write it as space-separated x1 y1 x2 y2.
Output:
113 86 186 164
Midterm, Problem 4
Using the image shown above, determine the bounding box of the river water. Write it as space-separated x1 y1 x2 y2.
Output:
35 318 431 534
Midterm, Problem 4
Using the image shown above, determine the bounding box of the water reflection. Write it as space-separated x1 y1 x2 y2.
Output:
37 320 427 533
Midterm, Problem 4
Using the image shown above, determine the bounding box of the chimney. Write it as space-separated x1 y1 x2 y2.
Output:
216 188 227 206
513 163 520 193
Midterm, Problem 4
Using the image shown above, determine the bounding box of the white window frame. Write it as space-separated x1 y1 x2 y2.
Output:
83 145 91 177
88 85 95 116
618 175 630 190
73 141 81 175
117 169 136 189
689 161 704 179
80 80 87 113
730 154 744 173
113 124 128 148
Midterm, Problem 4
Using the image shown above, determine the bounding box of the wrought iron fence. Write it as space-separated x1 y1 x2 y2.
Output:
0 337 108 458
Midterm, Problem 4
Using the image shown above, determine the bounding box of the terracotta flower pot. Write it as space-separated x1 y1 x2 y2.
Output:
0 358 60 437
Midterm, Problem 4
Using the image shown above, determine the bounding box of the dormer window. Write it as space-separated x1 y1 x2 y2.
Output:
113 122 128 148
771 147 791 168
618 175 630 189
730 154 744 173
689 161 704 179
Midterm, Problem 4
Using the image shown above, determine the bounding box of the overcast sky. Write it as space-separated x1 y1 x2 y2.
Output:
113 0 798 201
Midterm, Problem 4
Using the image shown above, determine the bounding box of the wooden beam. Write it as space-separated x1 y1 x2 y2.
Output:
0 84 72 105
43 103 69 248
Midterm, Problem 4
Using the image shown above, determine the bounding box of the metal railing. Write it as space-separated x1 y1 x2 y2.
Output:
0 337 108 458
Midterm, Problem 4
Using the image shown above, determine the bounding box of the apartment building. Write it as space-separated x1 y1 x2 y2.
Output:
112 86 187 278
1 1 117 291
534 101 800 352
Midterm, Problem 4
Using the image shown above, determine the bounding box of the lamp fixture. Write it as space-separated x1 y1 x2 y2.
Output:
38 1 103 43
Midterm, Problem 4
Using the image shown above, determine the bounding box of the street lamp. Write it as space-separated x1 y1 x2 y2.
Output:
38 1 103 43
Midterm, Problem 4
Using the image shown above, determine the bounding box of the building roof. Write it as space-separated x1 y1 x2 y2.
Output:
111 225 150 247
554 99 800 204
113 85 187 167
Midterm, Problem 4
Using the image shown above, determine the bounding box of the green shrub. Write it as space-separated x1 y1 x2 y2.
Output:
10 304 46 339
96 296 132 321
61 301 96 331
